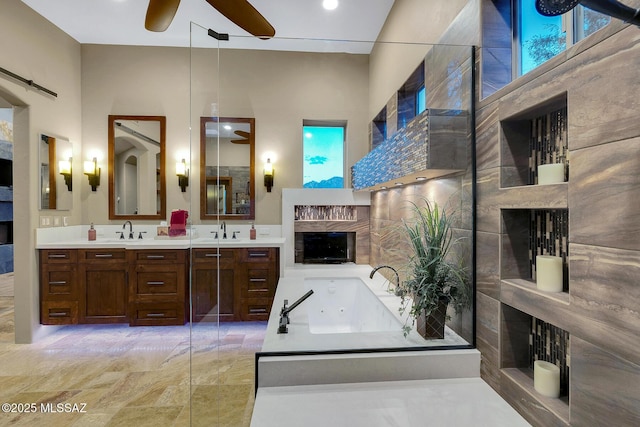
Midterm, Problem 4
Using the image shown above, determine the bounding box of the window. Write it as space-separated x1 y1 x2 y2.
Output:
517 0 610 76
371 107 387 151
397 62 425 128
417 85 426 115
303 122 345 188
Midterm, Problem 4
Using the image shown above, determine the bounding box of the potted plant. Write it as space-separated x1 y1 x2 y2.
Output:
398 198 471 339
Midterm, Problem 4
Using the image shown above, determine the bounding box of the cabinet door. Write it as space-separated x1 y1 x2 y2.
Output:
79 249 128 323
192 249 238 322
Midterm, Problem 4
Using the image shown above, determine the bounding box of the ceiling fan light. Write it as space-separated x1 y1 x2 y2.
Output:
323 0 339 11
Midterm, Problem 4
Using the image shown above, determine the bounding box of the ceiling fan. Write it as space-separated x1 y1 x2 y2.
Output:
535 0 640 26
145 0 276 39
231 130 251 144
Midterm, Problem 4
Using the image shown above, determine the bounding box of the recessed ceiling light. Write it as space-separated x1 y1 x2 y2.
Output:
323 0 339 11
416 177 427 181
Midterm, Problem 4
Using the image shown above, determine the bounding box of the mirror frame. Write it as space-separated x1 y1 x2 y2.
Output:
108 115 166 220
200 117 255 220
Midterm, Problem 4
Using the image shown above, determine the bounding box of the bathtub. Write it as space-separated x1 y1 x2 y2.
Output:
304 277 402 334
257 265 478 391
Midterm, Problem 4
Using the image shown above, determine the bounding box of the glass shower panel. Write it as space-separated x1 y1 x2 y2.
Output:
189 31 476 425
189 22 225 426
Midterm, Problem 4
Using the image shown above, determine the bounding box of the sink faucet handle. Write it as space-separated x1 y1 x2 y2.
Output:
210 230 219 239
138 231 147 239
116 231 124 240
232 231 239 239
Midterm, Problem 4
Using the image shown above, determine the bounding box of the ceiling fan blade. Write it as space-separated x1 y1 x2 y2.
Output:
145 0 181 32
234 130 251 139
205 0 276 39
231 139 250 144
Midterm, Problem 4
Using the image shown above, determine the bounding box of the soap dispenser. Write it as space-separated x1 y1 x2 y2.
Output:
88 223 96 241
250 223 256 240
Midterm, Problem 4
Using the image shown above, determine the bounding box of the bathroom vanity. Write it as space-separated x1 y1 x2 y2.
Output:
37 226 283 326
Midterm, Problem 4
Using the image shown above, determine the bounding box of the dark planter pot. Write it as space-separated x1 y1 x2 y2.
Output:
417 299 448 339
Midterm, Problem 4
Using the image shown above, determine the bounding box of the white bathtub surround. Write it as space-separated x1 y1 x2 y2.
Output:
537 163 565 185
534 360 561 398
251 378 531 427
535 255 564 292
257 350 480 388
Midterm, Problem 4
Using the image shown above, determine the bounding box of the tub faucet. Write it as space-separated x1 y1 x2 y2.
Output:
221 221 227 239
278 289 314 334
123 221 134 239
370 265 404 296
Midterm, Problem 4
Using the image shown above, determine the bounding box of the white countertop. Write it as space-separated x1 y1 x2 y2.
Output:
35 224 285 250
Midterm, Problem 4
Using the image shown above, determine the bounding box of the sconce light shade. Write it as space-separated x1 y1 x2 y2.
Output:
176 158 189 192
83 157 100 191
59 158 72 191
264 158 274 192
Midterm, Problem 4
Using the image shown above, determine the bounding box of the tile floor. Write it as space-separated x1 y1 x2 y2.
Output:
0 273 265 426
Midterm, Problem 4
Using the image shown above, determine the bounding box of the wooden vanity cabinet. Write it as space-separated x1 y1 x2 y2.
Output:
237 248 279 321
40 249 79 325
128 249 187 326
191 247 280 322
191 248 238 322
78 249 129 324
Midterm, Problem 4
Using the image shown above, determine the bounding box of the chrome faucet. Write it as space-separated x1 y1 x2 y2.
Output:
221 221 227 239
123 220 134 239
370 265 404 296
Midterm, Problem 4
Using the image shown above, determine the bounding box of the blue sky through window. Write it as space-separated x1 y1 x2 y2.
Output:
303 125 344 188
519 0 565 75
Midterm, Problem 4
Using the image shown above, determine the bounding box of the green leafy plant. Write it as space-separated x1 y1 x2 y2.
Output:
398 198 471 337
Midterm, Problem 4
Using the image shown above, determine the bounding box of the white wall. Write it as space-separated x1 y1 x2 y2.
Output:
80 44 370 226
0 0 82 343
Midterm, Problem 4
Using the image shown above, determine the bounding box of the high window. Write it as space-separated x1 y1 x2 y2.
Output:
302 121 345 188
397 62 426 128
517 0 610 76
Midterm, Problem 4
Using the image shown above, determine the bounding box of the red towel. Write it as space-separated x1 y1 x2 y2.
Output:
169 210 188 236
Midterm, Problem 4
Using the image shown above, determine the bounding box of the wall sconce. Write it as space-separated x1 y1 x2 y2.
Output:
176 158 189 192
59 158 72 191
83 157 100 191
264 158 274 192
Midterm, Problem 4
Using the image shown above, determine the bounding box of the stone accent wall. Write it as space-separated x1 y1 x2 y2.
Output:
476 12 640 427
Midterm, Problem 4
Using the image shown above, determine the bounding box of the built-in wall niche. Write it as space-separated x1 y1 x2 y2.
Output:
294 205 357 221
502 208 569 293
501 304 570 423
500 94 568 188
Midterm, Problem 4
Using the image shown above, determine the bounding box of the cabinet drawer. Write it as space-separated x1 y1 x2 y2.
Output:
80 249 127 261
40 249 77 264
243 298 271 321
241 248 275 262
135 271 179 295
41 301 78 325
130 302 185 326
41 268 77 299
193 248 235 263
244 268 273 296
133 250 184 262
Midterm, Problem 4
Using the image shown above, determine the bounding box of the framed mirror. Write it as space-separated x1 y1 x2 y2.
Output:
39 133 72 211
200 117 255 220
108 115 166 220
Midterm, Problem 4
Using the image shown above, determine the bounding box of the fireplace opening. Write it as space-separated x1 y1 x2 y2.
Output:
295 232 355 264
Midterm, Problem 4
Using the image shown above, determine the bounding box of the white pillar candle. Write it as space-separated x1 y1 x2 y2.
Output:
534 360 561 398
536 255 563 293
538 163 565 185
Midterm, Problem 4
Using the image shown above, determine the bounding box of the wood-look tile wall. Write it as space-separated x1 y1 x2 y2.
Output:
476 7 640 426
